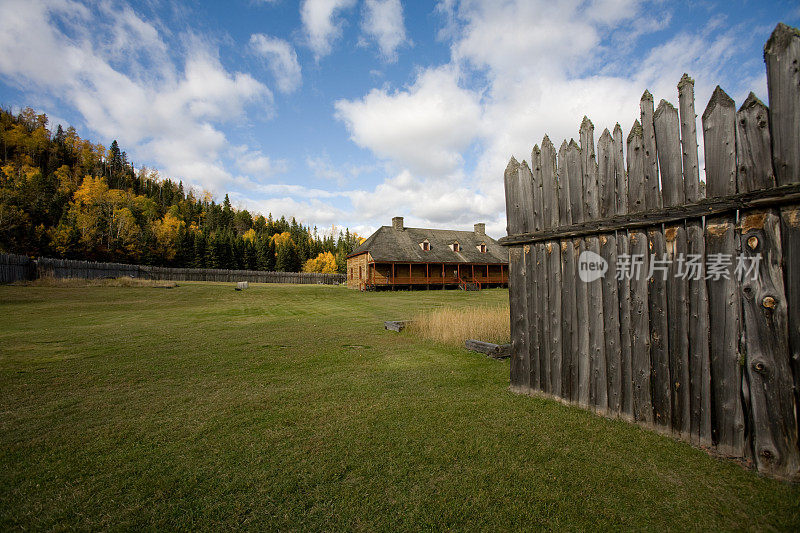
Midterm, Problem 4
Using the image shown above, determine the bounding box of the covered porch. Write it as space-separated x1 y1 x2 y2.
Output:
363 261 508 290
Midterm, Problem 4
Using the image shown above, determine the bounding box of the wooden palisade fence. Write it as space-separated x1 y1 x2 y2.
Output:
500 23 800 481
0 253 345 285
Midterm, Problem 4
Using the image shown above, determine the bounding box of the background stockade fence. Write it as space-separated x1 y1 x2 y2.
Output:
500 23 800 481
0 253 345 285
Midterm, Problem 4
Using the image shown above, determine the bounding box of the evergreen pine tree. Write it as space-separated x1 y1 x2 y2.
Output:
205 234 219 268
193 233 206 268
265 238 276 271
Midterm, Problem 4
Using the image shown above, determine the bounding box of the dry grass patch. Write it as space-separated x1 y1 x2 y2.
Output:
407 304 510 348
19 275 178 289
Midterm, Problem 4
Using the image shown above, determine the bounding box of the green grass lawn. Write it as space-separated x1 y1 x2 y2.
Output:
1 283 798 530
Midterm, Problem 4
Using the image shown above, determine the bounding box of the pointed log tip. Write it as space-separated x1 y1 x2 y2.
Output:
531 144 541 159
613 122 623 134
764 22 800 57
505 156 520 173
641 89 653 102
580 115 594 131
520 159 532 172
559 139 568 150
677 73 695 90
626 120 642 143
702 85 735 121
739 91 767 113
541 134 555 149
600 128 612 140
654 98 676 117
568 138 580 149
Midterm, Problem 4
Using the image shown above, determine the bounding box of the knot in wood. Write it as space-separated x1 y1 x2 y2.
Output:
759 447 777 462
753 360 767 374
762 296 776 309
747 236 759 250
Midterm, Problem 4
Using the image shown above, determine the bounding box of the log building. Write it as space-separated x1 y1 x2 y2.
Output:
346 217 508 290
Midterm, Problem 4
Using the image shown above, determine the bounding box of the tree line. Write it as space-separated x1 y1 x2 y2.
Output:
0 107 363 273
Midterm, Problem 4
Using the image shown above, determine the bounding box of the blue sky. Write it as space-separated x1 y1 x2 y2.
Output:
0 0 797 238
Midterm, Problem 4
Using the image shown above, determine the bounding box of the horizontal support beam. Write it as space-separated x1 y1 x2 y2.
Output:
499 183 800 246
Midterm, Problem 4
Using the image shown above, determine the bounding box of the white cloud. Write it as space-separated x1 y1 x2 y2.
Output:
334 66 482 178
249 34 302 93
307 155 345 184
336 0 769 234
243 195 348 227
306 154 376 186
0 0 272 193
232 145 289 177
301 0 357 60
361 0 410 62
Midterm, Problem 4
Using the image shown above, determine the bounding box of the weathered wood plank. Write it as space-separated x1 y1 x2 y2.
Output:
765 22 800 450
568 137 591 407
558 140 576 402
765 23 800 185
641 90 662 210
542 136 563 397
655 98 691 438
498 184 800 245
503 157 529 389
648 228 672 427
519 160 538 392
703 85 745 456
627 121 653 423
613 124 633 418
642 91 672 428
598 129 622 414
531 145 550 392
581 117 607 412
465 339 511 359
679 74 712 446
737 80 800 479
738 209 799 480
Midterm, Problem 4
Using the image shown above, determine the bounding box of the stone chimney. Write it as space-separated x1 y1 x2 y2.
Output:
392 216 404 231
474 223 485 236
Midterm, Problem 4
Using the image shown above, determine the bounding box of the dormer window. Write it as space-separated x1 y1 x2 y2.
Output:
420 240 430 251
450 241 460 252
478 243 486 253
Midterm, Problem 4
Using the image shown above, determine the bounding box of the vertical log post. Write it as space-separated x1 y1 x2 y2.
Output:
765 22 800 451
566 140 584 402
568 137 591 408
679 74 713 446
703 86 745 456
598 129 622 414
532 146 547 392
558 140 577 402
581 117 608 413
642 91 672 428
542 136 562 397
655 98 691 438
504 157 530 390
524 158 541 392
626 121 653 423
614 123 634 419
737 91 800 480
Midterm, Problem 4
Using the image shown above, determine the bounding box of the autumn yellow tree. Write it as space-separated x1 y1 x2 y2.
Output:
151 212 184 261
302 251 338 273
270 231 293 247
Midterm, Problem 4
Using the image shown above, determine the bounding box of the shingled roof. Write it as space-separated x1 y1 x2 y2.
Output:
348 218 507 264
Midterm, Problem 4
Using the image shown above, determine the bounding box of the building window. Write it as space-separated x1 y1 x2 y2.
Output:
359 266 363 279
451 242 460 252
421 241 430 251
349 267 353 280
479 243 486 253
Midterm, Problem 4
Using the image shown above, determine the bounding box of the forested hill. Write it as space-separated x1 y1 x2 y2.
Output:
0 107 362 273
